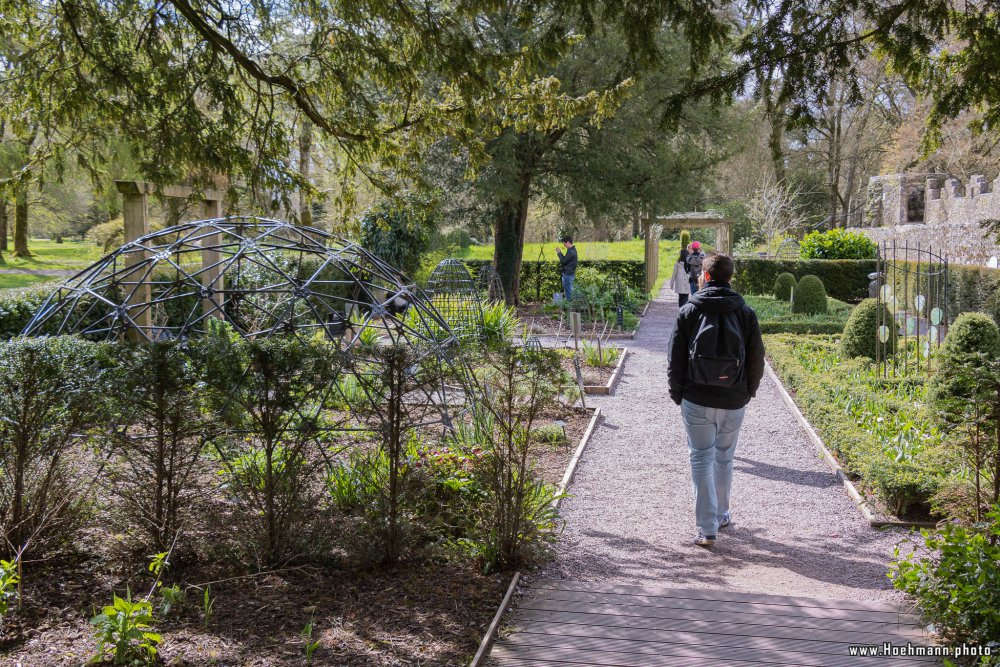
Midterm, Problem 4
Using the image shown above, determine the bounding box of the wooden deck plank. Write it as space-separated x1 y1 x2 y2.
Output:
503 631 939 666
491 644 926 667
511 620 932 657
532 579 911 614
518 598 925 634
530 588 920 625
491 581 939 666
510 609 929 645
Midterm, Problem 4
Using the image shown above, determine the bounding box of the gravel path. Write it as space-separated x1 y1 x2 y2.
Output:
539 286 910 603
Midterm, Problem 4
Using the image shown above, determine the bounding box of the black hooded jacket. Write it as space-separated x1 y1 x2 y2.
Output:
667 282 765 410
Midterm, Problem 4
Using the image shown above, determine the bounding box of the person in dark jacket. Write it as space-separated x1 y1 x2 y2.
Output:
667 253 765 547
556 235 578 300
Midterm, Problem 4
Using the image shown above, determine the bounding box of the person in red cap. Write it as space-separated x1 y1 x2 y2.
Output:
685 241 704 293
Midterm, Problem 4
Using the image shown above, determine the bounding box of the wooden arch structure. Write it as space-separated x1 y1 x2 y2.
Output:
640 212 734 292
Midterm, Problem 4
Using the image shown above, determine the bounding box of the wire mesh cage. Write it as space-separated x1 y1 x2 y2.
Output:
22 217 457 350
425 259 485 342
875 241 949 377
476 263 507 304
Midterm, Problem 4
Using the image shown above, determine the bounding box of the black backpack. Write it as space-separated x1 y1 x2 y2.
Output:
688 309 746 388
686 252 703 278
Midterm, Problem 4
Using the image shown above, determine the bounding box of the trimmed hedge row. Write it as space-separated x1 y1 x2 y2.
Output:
759 321 845 335
0 284 56 339
766 334 951 518
733 258 875 303
463 259 646 302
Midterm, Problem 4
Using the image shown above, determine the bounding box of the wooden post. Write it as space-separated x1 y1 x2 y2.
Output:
115 181 152 339
642 215 656 293
201 193 224 319
570 311 582 350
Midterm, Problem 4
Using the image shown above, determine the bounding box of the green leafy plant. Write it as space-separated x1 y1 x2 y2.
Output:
0 558 18 618
679 229 691 249
791 275 828 315
890 508 1000 659
582 340 620 368
91 591 162 665
302 616 321 663
481 301 519 345
841 298 896 360
772 272 796 301
202 585 214 630
158 584 184 618
799 228 877 260
358 196 436 277
930 313 1000 420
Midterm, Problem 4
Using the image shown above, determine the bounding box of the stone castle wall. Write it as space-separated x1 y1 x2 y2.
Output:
847 173 1000 266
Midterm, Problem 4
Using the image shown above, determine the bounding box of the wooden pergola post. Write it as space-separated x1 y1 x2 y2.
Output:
115 181 153 338
201 193 224 319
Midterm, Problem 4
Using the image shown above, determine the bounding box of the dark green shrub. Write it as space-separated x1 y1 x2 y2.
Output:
930 312 1000 416
103 341 210 550
201 334 341 566
841 298 896 360
358 196 436 277
773 272 796 301
891 511 1000 657
0 284 56 338
0 337 107 558
799 228 877 259
791 275 828 315
464 260 645 302
679 230 691 249
732 258 874 302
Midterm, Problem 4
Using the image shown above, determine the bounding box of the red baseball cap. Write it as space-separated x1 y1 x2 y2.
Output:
691 241 701 250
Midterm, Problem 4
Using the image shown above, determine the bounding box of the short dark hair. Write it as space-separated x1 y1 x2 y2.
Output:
560 234 573 243
703 253 734 283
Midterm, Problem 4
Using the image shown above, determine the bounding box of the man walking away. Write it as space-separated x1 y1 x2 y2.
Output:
556 235 578 301
667 253 764 547
685 241 704 293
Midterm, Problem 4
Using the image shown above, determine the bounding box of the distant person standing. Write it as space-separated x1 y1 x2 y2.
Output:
669 249 692 306
686 241 704 294
556 235 578 301
668 253 765 548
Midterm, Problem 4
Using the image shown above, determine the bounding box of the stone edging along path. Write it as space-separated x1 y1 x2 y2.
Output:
467 406 604 667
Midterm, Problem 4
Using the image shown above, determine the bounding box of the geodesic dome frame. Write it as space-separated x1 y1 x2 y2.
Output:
22 217 456 349
476 263 506 304
425 259 485 342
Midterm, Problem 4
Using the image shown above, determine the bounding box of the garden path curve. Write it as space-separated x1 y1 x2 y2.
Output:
539 285 908 603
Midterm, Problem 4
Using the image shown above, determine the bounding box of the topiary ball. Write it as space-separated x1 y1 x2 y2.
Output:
930 312 1000 418
773 272 797 302
841 298 895 359
791 275 828 315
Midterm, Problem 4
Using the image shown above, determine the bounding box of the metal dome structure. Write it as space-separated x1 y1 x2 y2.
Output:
476 263 506 304
23 217 455 347
425 259 485 342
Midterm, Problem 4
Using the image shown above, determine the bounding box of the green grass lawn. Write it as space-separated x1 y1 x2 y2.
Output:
0 238 103 271
0 273 57 289
455 239 686 294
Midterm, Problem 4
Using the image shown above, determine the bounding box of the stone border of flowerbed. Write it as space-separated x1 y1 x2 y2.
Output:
765 362 939 530
467 406 603 667
584 348 629 395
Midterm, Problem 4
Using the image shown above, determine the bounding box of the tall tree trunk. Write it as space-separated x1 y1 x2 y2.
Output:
298 120 313 227
493 172 532 306
0 198 7 259
631 210 640 239
14 185 30 258
762 75 786 184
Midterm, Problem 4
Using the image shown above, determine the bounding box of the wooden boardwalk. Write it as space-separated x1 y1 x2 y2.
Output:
490 579 940 666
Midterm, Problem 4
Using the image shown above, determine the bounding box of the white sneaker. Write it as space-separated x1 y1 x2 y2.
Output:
694 532 716 547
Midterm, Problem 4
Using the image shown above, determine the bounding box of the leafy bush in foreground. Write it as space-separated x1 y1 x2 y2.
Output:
773 272 796 301
799 228 877 260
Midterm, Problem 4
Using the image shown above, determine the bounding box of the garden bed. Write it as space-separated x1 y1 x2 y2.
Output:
765 334 953 522
745 294 853 335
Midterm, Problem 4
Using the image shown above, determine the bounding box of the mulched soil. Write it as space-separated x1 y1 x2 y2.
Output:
0 410 595 667
517 305 634 338
557 354 619 388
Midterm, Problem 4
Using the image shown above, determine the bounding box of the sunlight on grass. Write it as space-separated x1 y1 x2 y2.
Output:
0 273 57 289
1 239 103 271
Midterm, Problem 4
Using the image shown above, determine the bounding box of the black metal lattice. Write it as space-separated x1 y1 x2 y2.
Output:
476 263 506 304
875 241 949 377
425 259 485 342
22 217 457 349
